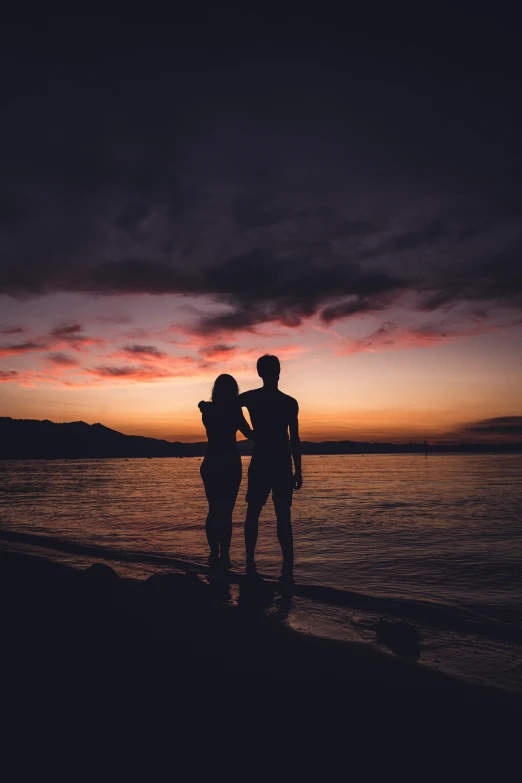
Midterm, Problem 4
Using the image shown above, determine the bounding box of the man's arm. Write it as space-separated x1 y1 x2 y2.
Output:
237 391 249 407
289 400 302 490
237 409 255 440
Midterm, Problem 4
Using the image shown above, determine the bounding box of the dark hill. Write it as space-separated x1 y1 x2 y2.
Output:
0 417 195 459
0 417 521 459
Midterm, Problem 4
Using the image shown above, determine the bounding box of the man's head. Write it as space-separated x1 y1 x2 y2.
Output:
257 354 280 383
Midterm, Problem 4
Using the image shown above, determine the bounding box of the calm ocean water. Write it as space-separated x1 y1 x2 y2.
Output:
1 454 521 691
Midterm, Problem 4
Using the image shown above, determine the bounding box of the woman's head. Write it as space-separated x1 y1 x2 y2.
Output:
211 373 239 402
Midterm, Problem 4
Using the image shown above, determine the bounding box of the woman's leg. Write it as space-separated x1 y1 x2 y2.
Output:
206 514 220 560
218 457 242 565
201 458 221 561
219 519 232 565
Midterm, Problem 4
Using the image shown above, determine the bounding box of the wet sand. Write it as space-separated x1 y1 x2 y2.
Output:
1 549 521 777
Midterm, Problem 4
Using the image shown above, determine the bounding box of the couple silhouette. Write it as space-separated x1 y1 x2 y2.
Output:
198 354 302 576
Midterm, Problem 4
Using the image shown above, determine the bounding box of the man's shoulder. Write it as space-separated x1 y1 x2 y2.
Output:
278 390 299 411
239 387 298 411
238 389 262 408
238 389 258 402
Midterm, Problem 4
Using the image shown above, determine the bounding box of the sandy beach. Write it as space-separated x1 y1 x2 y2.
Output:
1 548 521 777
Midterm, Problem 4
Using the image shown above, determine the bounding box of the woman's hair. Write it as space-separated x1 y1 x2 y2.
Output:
211 373 239 402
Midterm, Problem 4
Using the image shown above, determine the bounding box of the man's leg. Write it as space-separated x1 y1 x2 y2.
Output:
274 502 294 568
244 503 263 567
273 461 295 569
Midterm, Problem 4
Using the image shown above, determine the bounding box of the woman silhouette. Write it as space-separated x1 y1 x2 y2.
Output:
198 374 255 569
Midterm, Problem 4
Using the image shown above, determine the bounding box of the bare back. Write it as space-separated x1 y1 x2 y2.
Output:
239 388 298 455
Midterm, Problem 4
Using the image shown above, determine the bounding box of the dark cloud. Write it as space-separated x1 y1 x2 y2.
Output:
91 366 144 378
460 417 522 437
189 252 407 334
0 341 48 356
49 323 101 349
121 345 167 358
46 352 79 366
94 315 132 325
50 324 83 338
420 254 522 312
0 370 18 381
88 361 193 381
321 293 398 323
0 326 25 335
199 344 236 358
1 14 522 335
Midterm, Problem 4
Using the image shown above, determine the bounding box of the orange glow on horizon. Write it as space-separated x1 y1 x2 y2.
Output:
1 294 521 445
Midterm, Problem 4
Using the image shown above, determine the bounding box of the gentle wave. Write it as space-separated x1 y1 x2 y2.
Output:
3 527 521 647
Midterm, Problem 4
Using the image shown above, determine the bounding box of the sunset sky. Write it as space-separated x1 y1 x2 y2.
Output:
1 10 521 443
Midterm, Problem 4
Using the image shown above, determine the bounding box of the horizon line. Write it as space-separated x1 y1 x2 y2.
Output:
2 416 521 449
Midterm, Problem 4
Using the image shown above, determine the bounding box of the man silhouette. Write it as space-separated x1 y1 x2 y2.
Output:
238 355 302 573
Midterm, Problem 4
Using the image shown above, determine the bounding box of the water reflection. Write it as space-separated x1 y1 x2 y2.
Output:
1 455 522 615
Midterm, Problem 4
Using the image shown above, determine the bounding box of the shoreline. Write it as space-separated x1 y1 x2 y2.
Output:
3 529 522 648
1 548 521 773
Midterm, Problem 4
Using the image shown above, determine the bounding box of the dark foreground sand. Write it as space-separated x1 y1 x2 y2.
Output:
1 550 521 778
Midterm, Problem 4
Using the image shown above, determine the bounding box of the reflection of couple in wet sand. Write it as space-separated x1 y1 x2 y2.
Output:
198 354 302 577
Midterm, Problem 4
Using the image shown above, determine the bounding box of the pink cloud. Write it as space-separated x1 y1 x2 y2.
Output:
0 368 55 387
88 365 185 382
0 323 107 362
119 344 168 358
243 343 306 359
0 308 308 390
336 316 522 356
46 352 80 367
0 370 19 382
87 352 202 383
199 343 237 360
0 341 48 357
49 323 105 351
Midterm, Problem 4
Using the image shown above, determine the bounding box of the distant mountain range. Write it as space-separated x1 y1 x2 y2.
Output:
1 417 521 459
